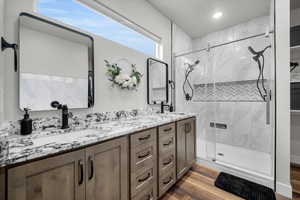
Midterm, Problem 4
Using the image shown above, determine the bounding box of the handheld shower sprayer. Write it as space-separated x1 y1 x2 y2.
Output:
183 60 200 101
248 45 271 101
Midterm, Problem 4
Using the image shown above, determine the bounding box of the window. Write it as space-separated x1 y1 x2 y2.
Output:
37 0 159 57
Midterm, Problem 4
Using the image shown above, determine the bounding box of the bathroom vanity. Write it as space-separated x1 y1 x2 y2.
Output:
0 112 196 200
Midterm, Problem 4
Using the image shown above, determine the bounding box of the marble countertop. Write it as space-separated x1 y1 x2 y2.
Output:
0 112 195 168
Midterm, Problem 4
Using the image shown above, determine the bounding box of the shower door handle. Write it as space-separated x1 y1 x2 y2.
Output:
266 90 271 125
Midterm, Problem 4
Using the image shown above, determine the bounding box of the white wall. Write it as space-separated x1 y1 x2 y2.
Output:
173 24 193 55
275 0 291 197
193 16 270 50
0 0 4 124
2 0 172 121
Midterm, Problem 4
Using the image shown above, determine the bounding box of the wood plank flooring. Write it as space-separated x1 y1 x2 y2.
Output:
161 163 290 200
292 164 300 200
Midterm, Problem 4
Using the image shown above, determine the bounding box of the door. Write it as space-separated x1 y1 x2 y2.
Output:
85 137 129 200
7 150 85 200
176 118 196 179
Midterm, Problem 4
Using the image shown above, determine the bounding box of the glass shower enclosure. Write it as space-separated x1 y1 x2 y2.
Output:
173 14 275 187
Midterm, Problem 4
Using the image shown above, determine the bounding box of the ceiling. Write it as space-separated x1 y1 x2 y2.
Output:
291 0 300 9
147 0 270 39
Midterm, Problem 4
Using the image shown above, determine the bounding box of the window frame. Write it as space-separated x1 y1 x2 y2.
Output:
35 0 163 59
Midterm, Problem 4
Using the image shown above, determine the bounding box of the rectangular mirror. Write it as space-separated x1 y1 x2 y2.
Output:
19 13 94 111
147 58 169 104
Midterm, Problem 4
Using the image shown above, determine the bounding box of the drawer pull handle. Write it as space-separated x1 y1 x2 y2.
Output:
138 173 151 183
88 156 94 180
163 156 173 166
138 151 151 159
163 127 172 132
138 134 151 141
163 139 173 146
78 160 84 185
163 176 173 185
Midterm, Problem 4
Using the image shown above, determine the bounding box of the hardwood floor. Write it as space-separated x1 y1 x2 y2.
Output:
292 164 300 200
161 163 290 200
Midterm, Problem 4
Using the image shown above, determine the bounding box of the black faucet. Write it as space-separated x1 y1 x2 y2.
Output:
51 101 70 129
160 102 174 113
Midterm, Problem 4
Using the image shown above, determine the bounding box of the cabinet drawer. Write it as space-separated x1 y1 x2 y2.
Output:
159 153 175 175
159 134 175 154
132 185 156 200
158 169 176 197
131 128 157 147
131 167 156 197
131 142 156 173
158 123 175 138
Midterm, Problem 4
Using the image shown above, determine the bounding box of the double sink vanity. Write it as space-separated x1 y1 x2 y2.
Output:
0 111 196 200
0 13 197 200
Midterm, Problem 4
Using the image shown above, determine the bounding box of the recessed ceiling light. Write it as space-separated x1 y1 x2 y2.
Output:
213 12 223 19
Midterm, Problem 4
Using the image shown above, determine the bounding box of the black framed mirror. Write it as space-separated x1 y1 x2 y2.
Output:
147 58 169 105
18 12 94 111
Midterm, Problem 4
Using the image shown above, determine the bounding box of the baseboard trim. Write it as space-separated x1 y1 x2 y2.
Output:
276 181 292 198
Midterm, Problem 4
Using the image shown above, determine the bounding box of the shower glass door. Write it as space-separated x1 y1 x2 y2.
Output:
209 35 274 178
174 50 217 162
173 0 274 187
174 34 275 183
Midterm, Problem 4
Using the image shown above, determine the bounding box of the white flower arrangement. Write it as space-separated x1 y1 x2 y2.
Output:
105 60 142 90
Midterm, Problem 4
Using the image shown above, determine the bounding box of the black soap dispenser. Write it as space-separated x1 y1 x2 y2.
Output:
21 108 32 135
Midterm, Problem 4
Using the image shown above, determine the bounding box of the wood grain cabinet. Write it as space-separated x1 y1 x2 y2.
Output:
158 123 176 198
85 137 129 200
7 137 129 200
4 117 196 200
130 128 157 200
7 149 86 200
176 118 196 180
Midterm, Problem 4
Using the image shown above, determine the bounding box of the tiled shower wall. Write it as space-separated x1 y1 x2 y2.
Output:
175 15 274 161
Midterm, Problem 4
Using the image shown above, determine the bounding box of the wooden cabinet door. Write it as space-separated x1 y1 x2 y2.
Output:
176 120 187 179
176 118 196 179
85 137 129 200
186 119 196 167
7 150 85 200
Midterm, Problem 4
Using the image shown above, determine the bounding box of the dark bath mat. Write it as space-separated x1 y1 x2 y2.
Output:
215 172 276 200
